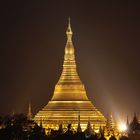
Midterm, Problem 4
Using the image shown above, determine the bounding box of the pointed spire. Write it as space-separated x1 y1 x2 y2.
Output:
99 126 104 136
66 17 73 42
87 118 92 130
68 17 71 29
77 111 82 132
40 118 43 127
28 103 32 120
133 112 138 124
126 115 129 126
84 119 94 135
39 118 45 133
58 121 63 132
109 112 115 129
78 111 80 122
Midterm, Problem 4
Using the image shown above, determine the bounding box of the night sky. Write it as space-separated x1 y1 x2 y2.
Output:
1 1 140 122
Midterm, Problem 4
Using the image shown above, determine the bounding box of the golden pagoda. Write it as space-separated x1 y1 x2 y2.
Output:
34 19 106 131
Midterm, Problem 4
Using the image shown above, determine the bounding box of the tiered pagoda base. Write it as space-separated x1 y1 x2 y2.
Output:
34 100 106 131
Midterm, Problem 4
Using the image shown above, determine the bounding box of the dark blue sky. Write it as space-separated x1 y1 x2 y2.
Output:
1 0 140 122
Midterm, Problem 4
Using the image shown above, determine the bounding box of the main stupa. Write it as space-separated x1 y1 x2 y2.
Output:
34 19 106 131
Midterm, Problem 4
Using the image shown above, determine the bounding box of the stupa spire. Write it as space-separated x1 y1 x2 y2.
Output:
51 18 89 101
66 17 73 42
28 103 32 120
64 18 75 62
77 112 82 132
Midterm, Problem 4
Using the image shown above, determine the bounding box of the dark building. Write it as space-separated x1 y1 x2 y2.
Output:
128 113 140 140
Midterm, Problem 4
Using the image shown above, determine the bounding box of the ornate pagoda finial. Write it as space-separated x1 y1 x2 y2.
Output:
66 17 73 42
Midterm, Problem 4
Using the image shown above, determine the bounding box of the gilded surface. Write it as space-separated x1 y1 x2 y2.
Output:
34 20 106 131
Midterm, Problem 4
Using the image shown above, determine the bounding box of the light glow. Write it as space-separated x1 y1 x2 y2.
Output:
118 123 127 132
95 129 99 133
